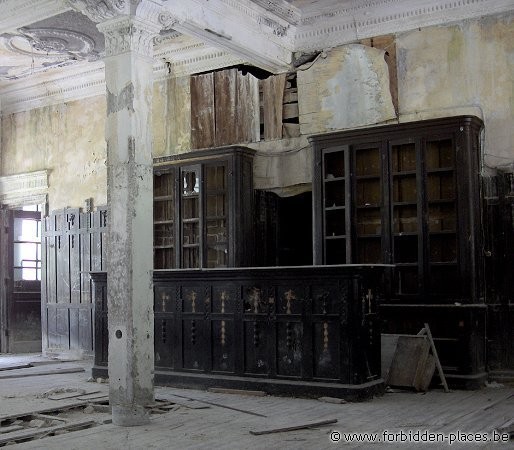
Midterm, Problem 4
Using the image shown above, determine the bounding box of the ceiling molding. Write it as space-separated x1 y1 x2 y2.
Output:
0 0 70 34
0 38 245 113
160 0 295 73
295 0 514 51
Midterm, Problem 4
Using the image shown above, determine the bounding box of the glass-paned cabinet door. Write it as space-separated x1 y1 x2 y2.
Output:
322 148 350 264
390 140 419 296
205 163 228 268
425 138 459 295
181 166 201 268
353 144 383 264
154 170 175 269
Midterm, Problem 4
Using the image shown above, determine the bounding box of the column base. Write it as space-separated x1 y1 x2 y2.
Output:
111 404 150 427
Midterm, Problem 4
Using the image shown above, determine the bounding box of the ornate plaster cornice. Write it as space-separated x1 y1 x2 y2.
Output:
0 170 49 207
65 0 128 23
295 0 514 51
98 15 161 58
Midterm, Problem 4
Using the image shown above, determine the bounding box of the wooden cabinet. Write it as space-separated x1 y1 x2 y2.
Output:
153 146 255 269
311 116 484 302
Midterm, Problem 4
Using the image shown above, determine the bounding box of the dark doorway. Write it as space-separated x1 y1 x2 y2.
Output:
277 192 313 266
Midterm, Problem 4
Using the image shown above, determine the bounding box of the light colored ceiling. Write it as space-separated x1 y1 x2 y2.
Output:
0 0 512 114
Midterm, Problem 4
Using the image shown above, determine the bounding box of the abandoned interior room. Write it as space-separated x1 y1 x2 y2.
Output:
0 0 513 436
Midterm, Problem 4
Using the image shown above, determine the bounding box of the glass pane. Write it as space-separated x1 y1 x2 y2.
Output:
326 238 346 264
395 267 418 295
393 205 418 233
182 197 199 220
182 247 199 268
427 173 455 201
183 222 199 245
324 152 345 178
182 169 200 195
206 165 226 190
207 247 228 268
426 139 454 169
326 209 346 237
394 235 418 263
430 235 457 262
154 248 174 269
356 179 380 206
392 143 416 172
393 176 417 202
154 172 174 197
325 181 345 208
206 194 226 218
207 219 227 245
154 200 174 222
357 238 381 263
357 208 381 235
428 204 456 232
355 147 380 176
154 223 174 247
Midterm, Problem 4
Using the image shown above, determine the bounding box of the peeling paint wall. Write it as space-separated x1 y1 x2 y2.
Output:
297 44 397 135
1 95 107 210
397 13 514 171
1 13 512 208
152 76 191 157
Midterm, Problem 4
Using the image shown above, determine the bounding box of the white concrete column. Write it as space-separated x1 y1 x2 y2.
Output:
98 14 160 427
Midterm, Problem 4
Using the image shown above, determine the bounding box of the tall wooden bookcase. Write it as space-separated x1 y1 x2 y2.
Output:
311 116 484 303
153 146 255 269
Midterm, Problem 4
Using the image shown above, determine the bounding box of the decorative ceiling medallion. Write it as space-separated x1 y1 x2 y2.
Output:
6 28 99 61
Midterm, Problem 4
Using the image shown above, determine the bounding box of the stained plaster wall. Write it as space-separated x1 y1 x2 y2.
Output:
1 12 512 210
1 96 107 211
396 12 514 173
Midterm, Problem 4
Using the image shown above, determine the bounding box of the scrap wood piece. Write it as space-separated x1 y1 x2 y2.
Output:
155 394 210 410
0 366 85 380
0 363 32 371
76 393 108 401
0 425 24 434
249 418 338 435
165 393 266 417
0 420 96 445
207 387 266 397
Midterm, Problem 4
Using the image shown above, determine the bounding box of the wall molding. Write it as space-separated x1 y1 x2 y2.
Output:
0 170 49 207
295 0 514 51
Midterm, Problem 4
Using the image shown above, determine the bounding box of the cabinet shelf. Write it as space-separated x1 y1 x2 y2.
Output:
155 245 174 249
427 167 454 174
324 176 345 182
154 220 174 225
393 232 418 237
357 204 380 209
182 218 200 223
154 195 174 201
392 170 417 177
325 235 346 240
355 174 380 180
325 206 345 211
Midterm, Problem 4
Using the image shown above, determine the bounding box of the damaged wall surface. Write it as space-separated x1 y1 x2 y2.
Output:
397 13 514 171
0 13 513 211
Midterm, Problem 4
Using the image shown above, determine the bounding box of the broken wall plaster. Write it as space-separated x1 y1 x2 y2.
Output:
297 44 397 136
396 12 514 170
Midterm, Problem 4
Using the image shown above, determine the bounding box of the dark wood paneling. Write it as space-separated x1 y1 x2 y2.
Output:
42 208 106 356
92 265 387 398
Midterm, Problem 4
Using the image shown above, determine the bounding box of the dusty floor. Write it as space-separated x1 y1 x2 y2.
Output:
0 354 512 449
